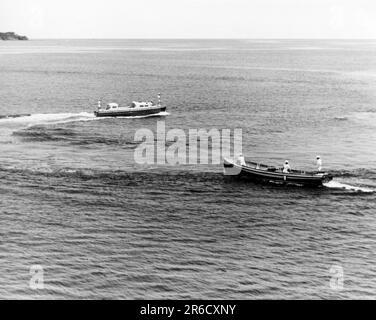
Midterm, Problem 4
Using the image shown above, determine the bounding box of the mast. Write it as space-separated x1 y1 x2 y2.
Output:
158 93 161 107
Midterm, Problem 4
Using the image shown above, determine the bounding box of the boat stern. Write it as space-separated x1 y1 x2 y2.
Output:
322 172 333 183
223 158 242 176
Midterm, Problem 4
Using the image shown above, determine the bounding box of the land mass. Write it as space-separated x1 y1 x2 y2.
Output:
0 32 28 40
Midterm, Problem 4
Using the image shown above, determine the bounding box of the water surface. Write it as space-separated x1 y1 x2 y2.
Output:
0 39 375 299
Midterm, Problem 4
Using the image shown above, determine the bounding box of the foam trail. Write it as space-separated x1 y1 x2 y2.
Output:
324 180 374 193
0 112 97 125
0 111 169 126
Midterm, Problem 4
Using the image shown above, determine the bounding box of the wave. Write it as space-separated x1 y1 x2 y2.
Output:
322 168 376 193
1 111 169 127
0 112 97 126
13 126 76 142
0 165 223 184
1 161 375 186
12 125 140 147
324 180 374 193
1 163 375 197
330 168 376 179
2 110 169 146
8 111 169 145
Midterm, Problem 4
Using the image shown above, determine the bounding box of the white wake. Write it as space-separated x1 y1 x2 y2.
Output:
0 112 97 126
324 180 374 193
0 111 169 126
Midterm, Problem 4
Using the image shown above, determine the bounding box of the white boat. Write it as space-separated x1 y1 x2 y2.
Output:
94 93 166 117
223 157 333 187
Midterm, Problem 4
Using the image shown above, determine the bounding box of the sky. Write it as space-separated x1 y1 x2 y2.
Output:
0 0 375 39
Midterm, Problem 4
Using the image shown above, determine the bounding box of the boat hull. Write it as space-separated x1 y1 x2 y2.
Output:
223 158 332 187
94 106 166 117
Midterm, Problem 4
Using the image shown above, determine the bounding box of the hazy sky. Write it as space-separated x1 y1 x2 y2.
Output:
0 0 375 38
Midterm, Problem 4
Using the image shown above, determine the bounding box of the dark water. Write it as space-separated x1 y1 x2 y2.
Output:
0 39 375 299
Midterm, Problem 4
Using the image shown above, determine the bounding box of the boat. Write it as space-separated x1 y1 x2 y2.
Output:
94 93 166 117
223 157 333 187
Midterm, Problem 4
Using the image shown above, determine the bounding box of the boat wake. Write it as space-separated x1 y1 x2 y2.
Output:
0 112 97 126
0 164 221 184
323 180 374 193
0 111 170 127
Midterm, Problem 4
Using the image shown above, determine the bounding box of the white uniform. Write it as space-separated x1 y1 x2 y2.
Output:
238 155 246 166
283 163 291 173
317 158 322 171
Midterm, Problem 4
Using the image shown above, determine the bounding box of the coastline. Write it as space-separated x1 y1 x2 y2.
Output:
0 32 28 40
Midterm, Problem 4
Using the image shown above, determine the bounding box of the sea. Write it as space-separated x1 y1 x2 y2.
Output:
0 39 375 299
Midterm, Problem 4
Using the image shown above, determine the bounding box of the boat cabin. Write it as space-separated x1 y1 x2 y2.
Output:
104 103 119 110
94 94 165 118
97 100 156 111
130 101 154 108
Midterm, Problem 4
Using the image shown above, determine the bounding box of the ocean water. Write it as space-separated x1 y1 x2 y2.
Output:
0 39 375 299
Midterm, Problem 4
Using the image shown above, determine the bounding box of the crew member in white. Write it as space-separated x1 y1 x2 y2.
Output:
316 156 322 171
283 160 291 173
237 154 246 166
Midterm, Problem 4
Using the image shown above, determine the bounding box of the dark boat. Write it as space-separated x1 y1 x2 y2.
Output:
223 158 333 187
94 93 166 118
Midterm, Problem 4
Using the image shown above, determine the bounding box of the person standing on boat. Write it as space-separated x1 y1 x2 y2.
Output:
237 154 246 166
283 160 291 173
316 156 322 172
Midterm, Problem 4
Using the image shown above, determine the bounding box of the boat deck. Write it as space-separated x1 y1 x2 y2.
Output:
244 161 318 175
223 158 333 186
